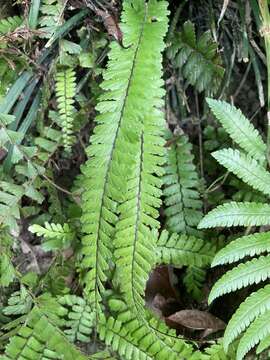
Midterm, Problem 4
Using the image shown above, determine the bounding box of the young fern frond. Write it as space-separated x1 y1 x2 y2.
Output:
0 16 23 34
167 21 224 92
55 68 76 151
156 230 214 268
212 148 270 196
223 285 270 352
58 294 94 342
212 231 270 266
163 132 202 235
206 98 266 161
198 201 270 228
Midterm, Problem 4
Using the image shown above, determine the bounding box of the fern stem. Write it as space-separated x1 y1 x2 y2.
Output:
259 0 270 162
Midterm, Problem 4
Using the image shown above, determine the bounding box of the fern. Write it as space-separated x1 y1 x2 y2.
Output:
212 231 270 266
212 148 270 196
200 99 270 358
0 16 23 34
167 21 224 92
198 201 270 228
29 222 75 251
156 230 214 268
206 99 266 161
80 0 168 321
163 132 202 235
55 68 76 151
39 0 62 38
0 229 15 287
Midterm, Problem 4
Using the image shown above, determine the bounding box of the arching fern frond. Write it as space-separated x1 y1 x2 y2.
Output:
55 68 76 152
237 310 270 360
209 256 270 303
212 148 270 196
163 132 202 235
198 201 270 228
167 21 224 93
156 230 213 268
206 98 266 161
223 285 270 352
212 231 270 266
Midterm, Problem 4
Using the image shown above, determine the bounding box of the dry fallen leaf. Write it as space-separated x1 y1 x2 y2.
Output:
166 309 226 337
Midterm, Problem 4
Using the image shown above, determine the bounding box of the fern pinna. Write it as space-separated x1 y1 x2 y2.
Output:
199 99 270 360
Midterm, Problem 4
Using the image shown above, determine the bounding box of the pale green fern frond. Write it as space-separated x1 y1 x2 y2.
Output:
212 231 270 266
223 285 270 352
209 256 270 303
55 68 76 151
58 294 94 342
39 0 62 38
212 148 270 196
0 16 23 34
167 21 224 92
156 230 213 267
206 98 266 160
237 310 270 360
198 201 270 228
163 132 202 235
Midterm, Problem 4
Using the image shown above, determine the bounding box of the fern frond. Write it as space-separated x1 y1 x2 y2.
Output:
223 285 270 351
163 133 202 235
81 0 168 321
156 230 213 267
209 256 270 303
203 340 236 359
206 99 266 160
212 231 270 266
0 16 23 34
198 201 270 228
183 266 207 302
167 21 224 92
39 0 62 38
55 68 76 151
236 310 270 360
212 148 270 196
58 294 94 342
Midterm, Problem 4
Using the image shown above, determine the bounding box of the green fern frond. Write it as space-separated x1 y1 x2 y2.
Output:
202 340 236 359
198 201 270 228
55 68 76 151
183 266 207 302
58 294 94 342
156 230 213 267
223 285 270 351
0 230 15 287
206 99 266 161
81 0 168 320
212 231 270 266
209 256 270 303
236 310 270 360
212 148 270 196
167 21 224 92
163 132 202 235
0 16 23 34
39 0 62 38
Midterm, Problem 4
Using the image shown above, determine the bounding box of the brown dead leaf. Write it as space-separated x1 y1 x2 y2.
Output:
166 309 225 336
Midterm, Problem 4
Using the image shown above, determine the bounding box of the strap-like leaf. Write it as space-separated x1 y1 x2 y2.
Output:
206 99 266 160
198 201 270 228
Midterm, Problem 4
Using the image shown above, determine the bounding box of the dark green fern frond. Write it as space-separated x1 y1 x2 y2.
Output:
223 285 270 352
0 16 23 34
212 231 270 266
163 132 202 235
156 230 214 268
198 201 270 228
206 99 266 161
55 68 76 151
167 21 224 92
209 256 270 303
